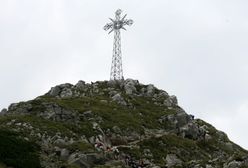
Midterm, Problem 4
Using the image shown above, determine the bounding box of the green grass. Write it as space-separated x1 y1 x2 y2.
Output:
37 95 176 135
2 82 248 168
118 134 213 165
0 129 41 168
68 141 95 153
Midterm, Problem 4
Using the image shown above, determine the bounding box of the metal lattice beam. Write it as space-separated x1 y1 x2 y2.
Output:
104 9 133 80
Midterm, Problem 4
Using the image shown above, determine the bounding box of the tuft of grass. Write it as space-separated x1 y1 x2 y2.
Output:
68 141 95 153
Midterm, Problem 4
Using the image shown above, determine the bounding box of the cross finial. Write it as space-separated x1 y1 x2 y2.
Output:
104 9 133 34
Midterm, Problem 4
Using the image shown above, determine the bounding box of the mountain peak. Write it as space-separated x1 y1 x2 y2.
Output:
0 79 247 168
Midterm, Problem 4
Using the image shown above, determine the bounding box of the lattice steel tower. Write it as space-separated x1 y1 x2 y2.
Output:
104 9 133 80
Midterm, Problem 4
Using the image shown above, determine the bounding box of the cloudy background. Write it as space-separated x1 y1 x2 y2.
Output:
0 0 247 149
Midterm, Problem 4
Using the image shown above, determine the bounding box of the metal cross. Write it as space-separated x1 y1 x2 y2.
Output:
104 9 133 80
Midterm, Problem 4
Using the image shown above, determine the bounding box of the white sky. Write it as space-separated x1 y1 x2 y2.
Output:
0 0 247 149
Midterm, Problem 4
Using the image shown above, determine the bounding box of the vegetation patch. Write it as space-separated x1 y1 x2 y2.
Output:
0 129 41 168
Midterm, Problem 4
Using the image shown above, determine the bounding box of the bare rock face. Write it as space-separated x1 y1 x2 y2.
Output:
7 102 33 114
38 103 78 122
146 84 156 96
179 122 205 140
164 95 178 107
49 86 61 97
60 88 73 98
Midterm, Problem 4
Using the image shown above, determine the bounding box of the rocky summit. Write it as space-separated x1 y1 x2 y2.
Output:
0 79 248 168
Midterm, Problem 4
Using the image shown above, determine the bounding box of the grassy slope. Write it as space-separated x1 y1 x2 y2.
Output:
0 81 247 167
0 129 40 168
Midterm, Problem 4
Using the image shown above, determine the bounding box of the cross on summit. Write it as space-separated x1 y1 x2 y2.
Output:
104 9 133 81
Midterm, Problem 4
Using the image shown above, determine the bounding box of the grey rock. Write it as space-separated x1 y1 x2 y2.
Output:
193 164 203 168
165 154 182 167
242 156 248 167
243 157 248 166
205 133 212 141
39 103 78 122
15 122 22 126
60 148 70 160
54 138 66 145
90 83 100 95
8 103 32 114
158 114 177 129
37 133 42 138
88 136 95 144
158 91 169 98
112 126 121 134
82 110 93 119
144 149 153 158
0 108 7 115
68 138 75 145
170 95 178 105
179 122 204 140
60 88 73 98
125 131 140 142
225 160 242 168
164 95 178 107
112 93 127 106
175 112 190 127
109 90 118 96
8 103 19 111
59 83 73 88
124 79 138 95
68 153 90 168
163 98 173 107
159 112 192 130
216 131 228 141
146 84 155 96
75 80 86 89
49 86 61 96
107 80 118 87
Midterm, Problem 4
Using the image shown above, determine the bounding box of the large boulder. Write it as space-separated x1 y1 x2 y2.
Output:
60 88 73 98
175 112 191 127
159 111 192 130
7 103 32 114
165 154 182 167
179 122 205 140
49 86 61 96
112 93 127 106
164 95 178 107
124 79 138 95
0 108 7 115
146 84 156 96
75 80 86 89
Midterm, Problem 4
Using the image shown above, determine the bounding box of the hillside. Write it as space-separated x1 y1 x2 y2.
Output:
0 79 247 168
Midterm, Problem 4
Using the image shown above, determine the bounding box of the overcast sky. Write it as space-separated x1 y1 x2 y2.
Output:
0 0 248 149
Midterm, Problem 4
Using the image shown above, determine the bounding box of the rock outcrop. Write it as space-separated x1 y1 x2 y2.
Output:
0 79 247 168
